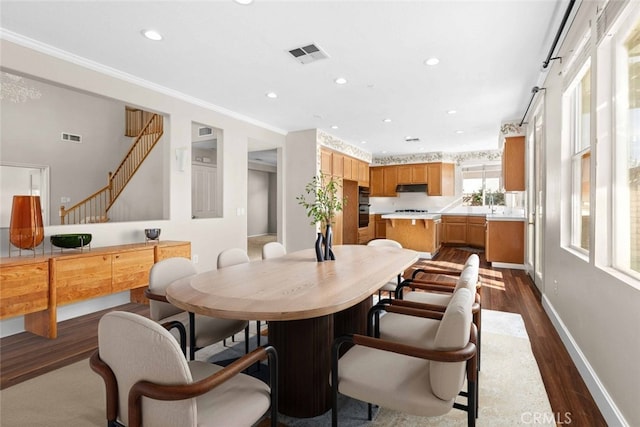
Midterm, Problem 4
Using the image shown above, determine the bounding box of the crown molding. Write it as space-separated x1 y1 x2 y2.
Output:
0 29 287 135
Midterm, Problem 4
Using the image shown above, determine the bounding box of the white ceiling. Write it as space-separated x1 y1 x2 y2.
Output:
0 0 568 157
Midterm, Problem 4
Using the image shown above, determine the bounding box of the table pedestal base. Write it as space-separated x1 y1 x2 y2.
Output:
268 297 373 418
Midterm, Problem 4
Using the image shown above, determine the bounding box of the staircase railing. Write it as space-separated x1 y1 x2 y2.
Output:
60 113 164 225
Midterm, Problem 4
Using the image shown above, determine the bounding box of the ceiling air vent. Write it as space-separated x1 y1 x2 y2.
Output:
61 132 82 143
198 126 213 137
288 43 329 64
405 137 420 143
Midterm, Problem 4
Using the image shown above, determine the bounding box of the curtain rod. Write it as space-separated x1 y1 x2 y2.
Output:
519 87 546 127
543 0 577 69
519 0 577 126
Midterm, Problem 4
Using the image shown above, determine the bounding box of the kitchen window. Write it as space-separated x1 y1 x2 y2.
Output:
461 164 504 206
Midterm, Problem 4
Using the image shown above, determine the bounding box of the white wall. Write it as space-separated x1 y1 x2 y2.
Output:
284 129 319 252
0 39 286 335
0 75 143 225
536 2 640 425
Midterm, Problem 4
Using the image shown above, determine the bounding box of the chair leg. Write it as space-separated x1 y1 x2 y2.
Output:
244 325 250 354
188 312 196 361
257 320 261 347
368 403 373 420
468 378 477 427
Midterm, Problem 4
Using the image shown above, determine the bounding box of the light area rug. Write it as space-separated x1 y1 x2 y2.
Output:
0 310 553 426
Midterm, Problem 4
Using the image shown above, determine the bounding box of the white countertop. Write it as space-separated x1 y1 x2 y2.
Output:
380 213 442 220
486 213 526 221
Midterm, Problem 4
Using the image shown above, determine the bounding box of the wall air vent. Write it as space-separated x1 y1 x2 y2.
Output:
61 132 82 143
405 137 420 143
288 43 329 64
198 126 213 137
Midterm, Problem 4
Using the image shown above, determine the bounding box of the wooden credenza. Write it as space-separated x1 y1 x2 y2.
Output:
0 240 190 339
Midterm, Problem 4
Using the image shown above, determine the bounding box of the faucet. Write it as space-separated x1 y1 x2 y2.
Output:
489 194 495 214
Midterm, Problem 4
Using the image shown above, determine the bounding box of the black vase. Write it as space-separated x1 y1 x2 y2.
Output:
315 232 324 262
324 224 335 261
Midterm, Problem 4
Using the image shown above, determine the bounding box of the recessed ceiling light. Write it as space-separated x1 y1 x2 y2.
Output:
361 141 367 144
382 150 388 154
424 57 440 66
141 29 163 41
331 125 339 129
266 92 278 99
334 77 348 85
234 0 254 4
382 118 392 123
456 130 464 134
447 109 457 115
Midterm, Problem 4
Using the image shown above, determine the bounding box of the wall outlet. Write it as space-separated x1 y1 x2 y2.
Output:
553 279 558 295
60 196 71 203
192 254 199 264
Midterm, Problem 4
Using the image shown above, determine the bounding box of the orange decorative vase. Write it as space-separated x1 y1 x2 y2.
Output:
10 195 44 250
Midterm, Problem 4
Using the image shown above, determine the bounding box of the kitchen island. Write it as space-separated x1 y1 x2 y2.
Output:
380 213 442 258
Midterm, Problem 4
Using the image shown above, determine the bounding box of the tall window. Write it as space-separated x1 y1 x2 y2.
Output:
566 62 591 253
614 17 640 277
462 164 504 206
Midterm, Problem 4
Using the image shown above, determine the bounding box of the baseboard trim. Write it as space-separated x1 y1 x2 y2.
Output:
542 295 629 427
491 262 525 270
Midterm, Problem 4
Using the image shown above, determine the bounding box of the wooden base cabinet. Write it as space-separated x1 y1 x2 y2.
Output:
486 221 525 264
0 241 190 339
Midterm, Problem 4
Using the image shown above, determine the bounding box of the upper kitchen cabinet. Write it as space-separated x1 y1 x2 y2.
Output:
320 147 369 187
370 166 397 197
502 136 525 191
370 162 454 196
370 167 384 196
427 163 455 196
397 164 428 184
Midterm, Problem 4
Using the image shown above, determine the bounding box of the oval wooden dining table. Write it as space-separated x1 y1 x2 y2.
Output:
166 244 419 418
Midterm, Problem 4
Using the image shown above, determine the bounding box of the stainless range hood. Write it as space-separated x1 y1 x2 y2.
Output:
395 184 428 193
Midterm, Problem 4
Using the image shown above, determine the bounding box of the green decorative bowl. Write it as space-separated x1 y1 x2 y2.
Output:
50 233 92 249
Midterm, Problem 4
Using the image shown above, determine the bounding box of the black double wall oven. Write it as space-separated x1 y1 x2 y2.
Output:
358 187 370 227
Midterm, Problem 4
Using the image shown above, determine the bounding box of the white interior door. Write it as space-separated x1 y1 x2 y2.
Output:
191 164 217 219
525 101 545 291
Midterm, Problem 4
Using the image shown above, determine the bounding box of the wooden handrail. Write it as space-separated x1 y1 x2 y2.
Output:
107 114 163 210
59 184 110 225
60 112 163 225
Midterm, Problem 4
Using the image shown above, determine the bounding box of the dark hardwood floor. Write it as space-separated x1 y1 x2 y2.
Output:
0 246 606 426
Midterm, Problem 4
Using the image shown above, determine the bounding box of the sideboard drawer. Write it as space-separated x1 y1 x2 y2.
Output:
0 261 49 319
54 254 112 305
112 248 155 292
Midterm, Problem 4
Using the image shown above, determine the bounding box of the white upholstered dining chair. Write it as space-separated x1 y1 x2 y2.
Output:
90 311 278 427
366 238 404 298
145 257 249 361
217 248 263 347
261 241 286 259
332 287 477 426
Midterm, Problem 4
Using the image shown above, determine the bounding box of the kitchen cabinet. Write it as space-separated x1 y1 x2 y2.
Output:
320 148 332 176
370 168 384 196
442 215 486 247
0 241 191 339
503 136 525 191
343 156 354 180
384 217 440 256
382 166 398 196
370 163 454 197
397 164 427 184
374 214 387 239
358 161 370 187
467 216 487 248
427 163 455 196
442 215 467 244
486 220 525 263
332 152 344 178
